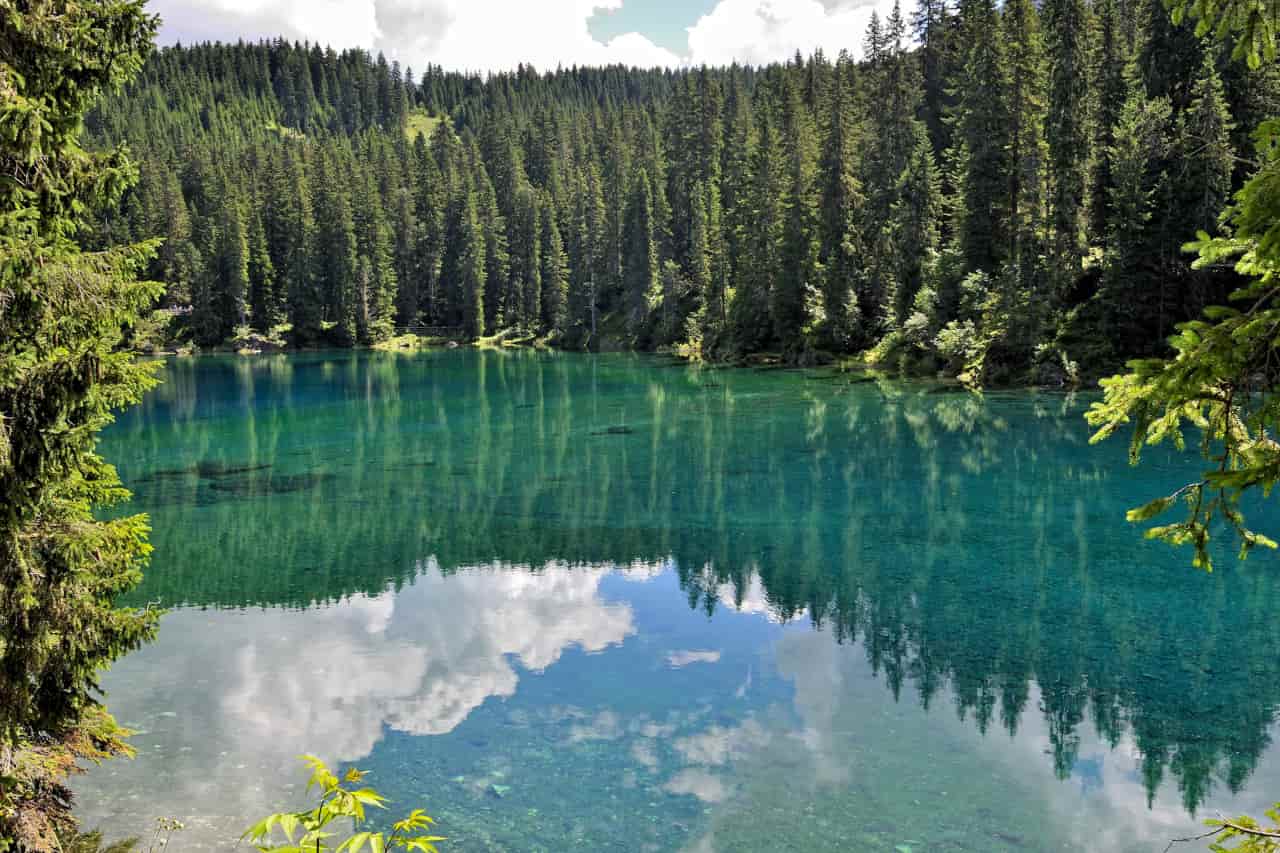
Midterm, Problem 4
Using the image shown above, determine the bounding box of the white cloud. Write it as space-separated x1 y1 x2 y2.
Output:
686 0 888 67
663 767 730 803
148 0 897 72
150 0 680 71
665 649 721 668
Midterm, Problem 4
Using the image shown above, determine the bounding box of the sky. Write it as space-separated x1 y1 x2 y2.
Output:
147 0 899 73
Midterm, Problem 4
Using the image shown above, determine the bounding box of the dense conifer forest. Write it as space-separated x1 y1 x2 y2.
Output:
84 2 1278 381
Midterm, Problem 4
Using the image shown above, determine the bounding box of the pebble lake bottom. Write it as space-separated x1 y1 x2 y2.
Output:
72 348 1280 852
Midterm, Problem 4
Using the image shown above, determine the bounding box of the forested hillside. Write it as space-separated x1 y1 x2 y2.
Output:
85 0 1279 381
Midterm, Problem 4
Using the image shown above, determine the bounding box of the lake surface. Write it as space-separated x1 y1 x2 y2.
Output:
73 349 1280 852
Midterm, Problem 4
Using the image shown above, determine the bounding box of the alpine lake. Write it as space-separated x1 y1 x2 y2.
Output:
71 348 1280 852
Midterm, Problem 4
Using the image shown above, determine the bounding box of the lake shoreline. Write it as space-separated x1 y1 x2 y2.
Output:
135 330 1089 392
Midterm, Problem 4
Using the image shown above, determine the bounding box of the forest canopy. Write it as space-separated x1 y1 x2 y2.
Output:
81 0 1279 382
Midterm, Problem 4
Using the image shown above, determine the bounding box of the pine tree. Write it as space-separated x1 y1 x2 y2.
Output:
1044 0 1091 275
889 123 943 325
247 205 279 330
458 190 487 339
954 0 1013 273
511 185 541 328
410 132 444 324
539 190 569 333
215 186 251 335
1003 0 1049 276
622 167 659 341
1177 53 1235 240
701 180 730 349
0 3 162 844
155 165 196 306
685 179 712 341
720 72 755 316
473 153 509 333
566 162 606 344
773 80 820 353
312 151 359 343
818 51 866 350
1100 71 1173 343
1139 0 1203 110
352 158 397 342
1171 52 1235 317
732 92 783 353
600 116 630 308
391 177 419 328
914 0 958 154
1089 0 1133 241
278 146 320 343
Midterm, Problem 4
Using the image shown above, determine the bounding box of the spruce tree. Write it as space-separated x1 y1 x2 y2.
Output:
313 150 359 344
773 80 820 353
0 2 162 844
215 187 251 336
1089 0 1133 241
720 72 755 316
621 168 659 341
539 190 569 334
701 180 730 349
1044 0 1091 275
564 163 606 344
1176 53 1235 240
512 184 543 329
410 132 444 324
889 123 943 325
1003 0 1049 279
685 179 712 343
913 0 958 155
818 51 866 350
247 205 279 330
458 190 487 339
732 93 783 353
954 0 1013 273
1100 71 1172 343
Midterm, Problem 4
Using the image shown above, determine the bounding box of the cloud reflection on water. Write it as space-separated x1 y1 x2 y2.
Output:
74 559 642 842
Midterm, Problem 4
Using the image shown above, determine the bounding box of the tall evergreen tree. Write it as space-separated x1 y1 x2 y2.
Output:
1003 0 1049 277
1089 0 1133 241
889 123 943 325
818 51 866 350
1044 0 1091 276
732 93 783 353
511 184 543 328
622 168 659 340
539 191 569 333
568 163 606 343
0 3 162 845
954 0 1013 273
1099 70 1173 344
720 72 755 316
457 190 487 339
773 80 820 352
312 150 359 343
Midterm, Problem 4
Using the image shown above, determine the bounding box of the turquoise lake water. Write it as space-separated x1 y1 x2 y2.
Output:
72 349 1280 851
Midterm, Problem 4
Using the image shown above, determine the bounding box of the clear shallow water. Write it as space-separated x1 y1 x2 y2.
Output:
72 349 1280 852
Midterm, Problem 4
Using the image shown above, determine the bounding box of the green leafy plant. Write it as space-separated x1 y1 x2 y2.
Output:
243 756 445 853
1167 804 1280 851
1086 118 1280 570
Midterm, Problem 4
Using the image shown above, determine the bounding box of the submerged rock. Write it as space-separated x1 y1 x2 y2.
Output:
591 425 635 436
